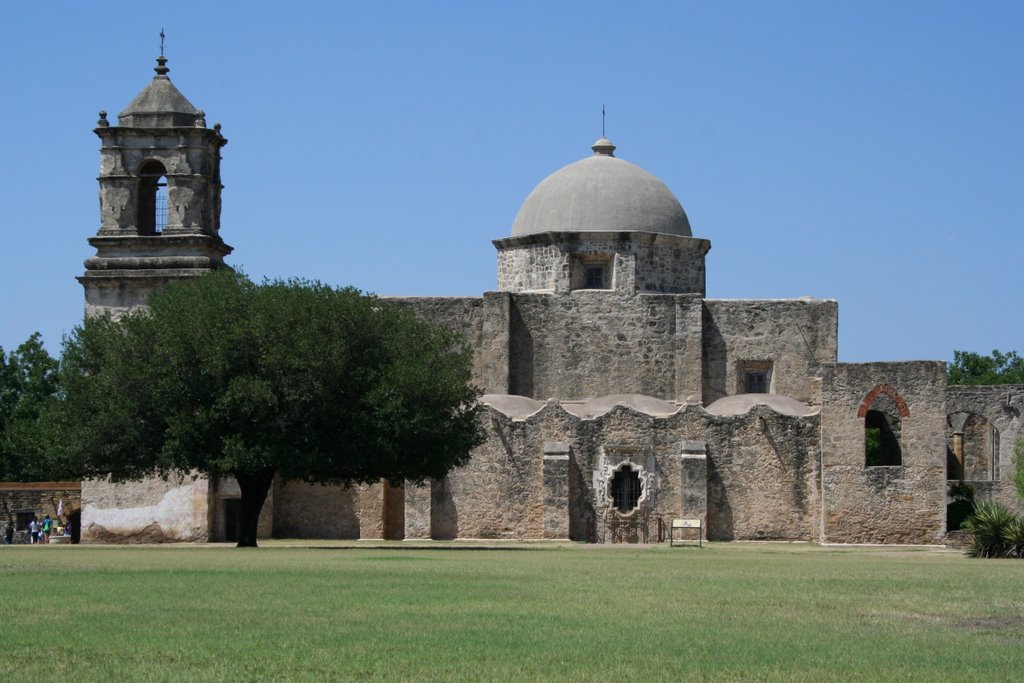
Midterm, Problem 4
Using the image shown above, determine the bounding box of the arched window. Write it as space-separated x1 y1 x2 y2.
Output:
138 160 168 235
864 393 903 466
611 465 642 513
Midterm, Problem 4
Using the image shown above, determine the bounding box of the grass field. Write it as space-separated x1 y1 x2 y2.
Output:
1 541 1022 681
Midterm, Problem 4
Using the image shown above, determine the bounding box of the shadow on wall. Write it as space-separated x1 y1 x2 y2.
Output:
702 311 727 404
569 456 597 542
705 458 734 541
430 477 458 540
509 301 534 397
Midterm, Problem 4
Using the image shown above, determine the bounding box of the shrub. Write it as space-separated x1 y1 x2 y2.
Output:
962 501 1017 558
1002 516 1024 559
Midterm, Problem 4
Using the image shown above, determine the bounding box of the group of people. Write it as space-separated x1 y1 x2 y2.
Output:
26 515 70 544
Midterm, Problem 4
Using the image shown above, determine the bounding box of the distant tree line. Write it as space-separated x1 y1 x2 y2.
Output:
947 349 1024 385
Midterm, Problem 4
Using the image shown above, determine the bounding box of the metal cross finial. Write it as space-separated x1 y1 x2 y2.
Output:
602 105 606 137
160 29 166 56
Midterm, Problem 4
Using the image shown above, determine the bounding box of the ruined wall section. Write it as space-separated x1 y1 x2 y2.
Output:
506 292 703 401
702 299 838 405
821 362 947 544
946 384 1024 511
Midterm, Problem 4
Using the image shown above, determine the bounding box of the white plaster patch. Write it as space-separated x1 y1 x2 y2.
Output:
83 479 208 540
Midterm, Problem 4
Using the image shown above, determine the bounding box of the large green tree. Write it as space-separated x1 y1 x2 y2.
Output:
50 271 484 546
0 333 61 481
947 349 1024 385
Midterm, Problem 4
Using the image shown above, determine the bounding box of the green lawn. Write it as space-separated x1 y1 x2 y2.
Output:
1 541 1021 681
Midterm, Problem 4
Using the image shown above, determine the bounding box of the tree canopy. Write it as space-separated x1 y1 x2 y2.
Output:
947 349 1024 385
0 333 61 481
50 270 484 546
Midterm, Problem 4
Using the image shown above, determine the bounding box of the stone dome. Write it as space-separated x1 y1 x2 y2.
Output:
510 137 691 238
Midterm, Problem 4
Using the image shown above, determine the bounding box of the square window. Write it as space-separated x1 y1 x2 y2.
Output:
735 360 773 395
571 254 613 290
746 372 768 393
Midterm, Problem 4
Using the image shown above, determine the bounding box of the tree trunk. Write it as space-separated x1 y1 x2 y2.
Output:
234 469 275 548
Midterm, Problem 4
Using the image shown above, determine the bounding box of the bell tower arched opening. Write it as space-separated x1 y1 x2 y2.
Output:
137 160 168 235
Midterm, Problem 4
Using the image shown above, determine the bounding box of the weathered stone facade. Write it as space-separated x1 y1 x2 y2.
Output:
72 58 1023 545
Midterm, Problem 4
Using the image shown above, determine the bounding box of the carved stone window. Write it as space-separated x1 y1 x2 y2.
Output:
602 459 653 517
611 465 642 513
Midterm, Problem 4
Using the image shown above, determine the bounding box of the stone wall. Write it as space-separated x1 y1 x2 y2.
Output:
701 406 821 541
0 483 82 543
820 362 947 544
503 292 704 401
946 384 1024 512
702 299 838 405
383 296 487 389
81 474 211 543
272 480 394 539
408 400 821 542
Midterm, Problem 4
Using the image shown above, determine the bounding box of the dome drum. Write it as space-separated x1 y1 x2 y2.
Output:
495 230 710 295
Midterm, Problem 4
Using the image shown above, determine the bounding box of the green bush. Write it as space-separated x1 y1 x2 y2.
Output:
1001 516 1024 559
962 501 1017 558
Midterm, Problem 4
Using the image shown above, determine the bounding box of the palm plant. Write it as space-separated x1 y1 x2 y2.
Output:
962 501 1016 558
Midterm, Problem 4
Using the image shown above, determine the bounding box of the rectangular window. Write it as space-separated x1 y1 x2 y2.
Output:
736 360 773 395
584 265 605 289
746 372 768 393
16 511 35 530
572 254 613 290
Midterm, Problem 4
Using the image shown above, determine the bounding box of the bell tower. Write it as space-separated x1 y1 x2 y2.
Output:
79 53 232 316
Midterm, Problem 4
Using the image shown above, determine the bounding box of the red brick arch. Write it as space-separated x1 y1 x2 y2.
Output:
857 384 910 418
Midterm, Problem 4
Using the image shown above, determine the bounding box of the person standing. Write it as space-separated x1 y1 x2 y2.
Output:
29 517 39 544
42 515 52 544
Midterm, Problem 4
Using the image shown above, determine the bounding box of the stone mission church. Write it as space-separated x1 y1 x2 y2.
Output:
76 57 1023 545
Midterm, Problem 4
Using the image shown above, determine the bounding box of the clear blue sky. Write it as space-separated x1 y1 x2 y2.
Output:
1 2 1021 364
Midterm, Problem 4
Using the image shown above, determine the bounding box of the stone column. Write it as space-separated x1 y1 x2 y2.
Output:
680 440 707 522
542 442 571 539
